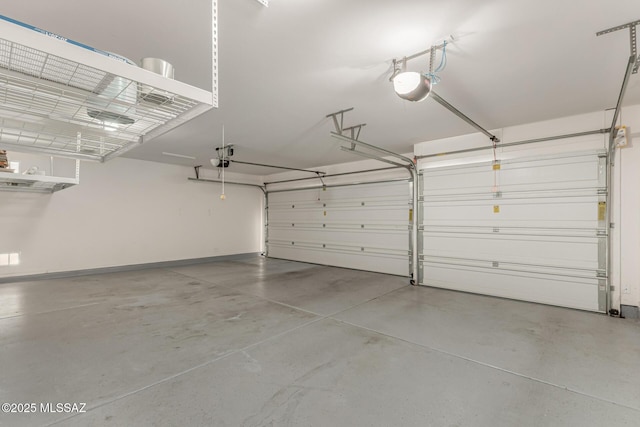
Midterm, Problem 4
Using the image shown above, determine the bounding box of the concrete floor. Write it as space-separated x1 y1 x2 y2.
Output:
1 257 639 426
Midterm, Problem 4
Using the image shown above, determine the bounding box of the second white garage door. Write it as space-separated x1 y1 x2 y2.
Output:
267 180 412 276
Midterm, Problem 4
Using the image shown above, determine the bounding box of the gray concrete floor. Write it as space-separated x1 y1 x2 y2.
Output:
1 257 639 427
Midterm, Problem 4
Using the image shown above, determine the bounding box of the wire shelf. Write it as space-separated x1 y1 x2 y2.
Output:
0 17 214 162
0 172 77 193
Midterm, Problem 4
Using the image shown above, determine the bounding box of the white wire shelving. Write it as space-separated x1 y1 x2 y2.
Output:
0 15 216 163
0 171 77 193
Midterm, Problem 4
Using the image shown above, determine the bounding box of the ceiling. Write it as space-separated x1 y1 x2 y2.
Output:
3 0 640 175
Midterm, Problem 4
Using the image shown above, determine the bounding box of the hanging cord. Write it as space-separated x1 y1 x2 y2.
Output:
218 125 227 200
423 40 447 85
220 126 226 200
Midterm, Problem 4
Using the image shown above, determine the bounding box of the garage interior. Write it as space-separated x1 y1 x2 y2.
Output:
1 1 639 425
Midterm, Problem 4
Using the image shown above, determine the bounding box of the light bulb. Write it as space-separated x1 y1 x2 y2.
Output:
220 194 226 200
393 71 431 101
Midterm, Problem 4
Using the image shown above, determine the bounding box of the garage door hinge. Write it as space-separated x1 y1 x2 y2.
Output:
596 229 607 236
597 188 608 195
596 271 607 278
492 261 499 268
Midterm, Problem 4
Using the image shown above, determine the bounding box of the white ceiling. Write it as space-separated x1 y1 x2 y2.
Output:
3 0 640 175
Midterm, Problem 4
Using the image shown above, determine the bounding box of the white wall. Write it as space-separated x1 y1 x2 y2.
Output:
0 155 264 278
611 104 640 310
414 104 640 310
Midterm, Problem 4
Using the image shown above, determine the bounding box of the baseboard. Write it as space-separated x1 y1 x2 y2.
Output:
0 252 261 284
620 304 640 319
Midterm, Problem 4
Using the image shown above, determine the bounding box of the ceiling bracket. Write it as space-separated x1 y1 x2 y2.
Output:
597 19 640 73
390 38 451 81
342 123 367 147
326 107 354 135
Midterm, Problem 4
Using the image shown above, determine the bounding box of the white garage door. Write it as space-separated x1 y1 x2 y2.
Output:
267 180 411 276
419 151 608 312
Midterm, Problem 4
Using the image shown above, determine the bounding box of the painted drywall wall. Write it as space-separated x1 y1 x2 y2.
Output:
0 155 264 278
611 104 640 310
414 105 640 310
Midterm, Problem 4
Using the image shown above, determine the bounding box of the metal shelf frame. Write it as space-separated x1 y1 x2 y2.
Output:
0 171 78 193
0 13 216 162
0 153 79 193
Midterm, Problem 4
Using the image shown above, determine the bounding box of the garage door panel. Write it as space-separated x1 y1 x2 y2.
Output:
269 227 408 250
423 225 597 237
268 243 408 276
424 153 602 196
424 197 600 223
423 233 600 270
269 182 409 203
424 218 599 229
269 206 409 223
269 197 409 210
422 264 600 312
425 188 599 202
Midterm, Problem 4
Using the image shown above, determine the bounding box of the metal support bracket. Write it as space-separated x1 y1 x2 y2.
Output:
326 107 354 135
597 19 640 73
342 123 367 144
390 39 451 81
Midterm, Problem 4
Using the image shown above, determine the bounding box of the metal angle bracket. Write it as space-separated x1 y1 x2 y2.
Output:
253 0 268 6
326 107 354 135
597 19 640 73
342 123 367 147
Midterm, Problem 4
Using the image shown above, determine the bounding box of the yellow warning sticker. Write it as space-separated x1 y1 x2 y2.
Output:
492 164 501 171
598 202 606 221
409 209 413 222
324 211 327 216
493 205 500 213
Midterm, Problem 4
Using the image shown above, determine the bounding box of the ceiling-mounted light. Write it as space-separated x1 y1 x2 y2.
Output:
393 72 431 102
390 39 449 102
